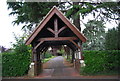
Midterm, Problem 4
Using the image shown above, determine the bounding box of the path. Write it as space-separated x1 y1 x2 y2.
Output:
35 56 118 79
3 56 119 79
36 56 80 78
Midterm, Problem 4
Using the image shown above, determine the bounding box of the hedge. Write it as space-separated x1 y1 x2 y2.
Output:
2 51 30 77
82 50 120 75
44 52 53 58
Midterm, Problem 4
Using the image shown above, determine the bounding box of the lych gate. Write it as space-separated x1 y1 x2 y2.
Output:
25 6 87 76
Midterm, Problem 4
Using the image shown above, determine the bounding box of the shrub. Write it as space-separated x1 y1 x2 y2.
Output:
82 50 120 75
44 52 52 58
2 36 31 77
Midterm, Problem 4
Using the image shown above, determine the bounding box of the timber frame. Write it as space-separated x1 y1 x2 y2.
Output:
25 6 87 76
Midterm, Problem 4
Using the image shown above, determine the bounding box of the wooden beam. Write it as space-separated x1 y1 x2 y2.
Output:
54 18 58 37
41 47 48 53
38 37 78 41
69 40 80 49
58 26 67 34
34 41 44 50
47 28 55 34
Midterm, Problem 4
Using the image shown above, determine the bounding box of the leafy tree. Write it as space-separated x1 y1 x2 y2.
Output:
7 2 120 33
7 2 65 32
117 23 120 50
105 23 120 50
83 20 106 50
2 34 31 76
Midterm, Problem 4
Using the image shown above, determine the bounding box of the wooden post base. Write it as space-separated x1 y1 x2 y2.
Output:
74 59 80 72
28 61 42 77
28 62 35 77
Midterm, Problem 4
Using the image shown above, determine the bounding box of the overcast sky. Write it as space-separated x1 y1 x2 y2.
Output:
0 0 118 48
0 0 24 48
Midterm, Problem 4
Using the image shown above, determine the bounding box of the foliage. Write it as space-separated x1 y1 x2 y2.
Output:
82 50 120 75
7 2 120 32
57 48 65 55
7 2 63 32
2 36 31 76
44 52 52 58
83 20 106 50
66 2 120 21
42 56 55 63
0 53 2 76
105 24 120 50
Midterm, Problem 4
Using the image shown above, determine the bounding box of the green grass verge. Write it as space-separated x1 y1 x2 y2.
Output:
42 56 56 63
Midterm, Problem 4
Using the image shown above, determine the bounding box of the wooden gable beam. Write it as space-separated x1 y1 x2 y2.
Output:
47 26 67 36
69 40 80 49
58 26 67 34
34 41 44 50
47 28 55 34
41 47 48 53
38 37 78 41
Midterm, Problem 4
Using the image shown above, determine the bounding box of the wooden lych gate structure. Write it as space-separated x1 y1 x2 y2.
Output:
25 6 87 76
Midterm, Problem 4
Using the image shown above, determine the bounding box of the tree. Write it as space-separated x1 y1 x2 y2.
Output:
7 2 120 33
105 23 120 50
7 2 64 33
117 23 120 50
83 20 106 50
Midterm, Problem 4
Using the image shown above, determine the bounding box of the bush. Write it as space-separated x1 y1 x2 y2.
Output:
2 36 31 77
82 50 120 75
2 49 30 77
44 52 52 58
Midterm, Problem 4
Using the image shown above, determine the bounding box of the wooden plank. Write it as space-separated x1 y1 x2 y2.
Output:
34 41 44 50
54 18 58 37
47 28 55 34
69 40 80 49
38 37 78 41
58 26 67 34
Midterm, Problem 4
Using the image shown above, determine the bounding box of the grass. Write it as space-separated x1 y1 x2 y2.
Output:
64 55 72 62
42 56 56 63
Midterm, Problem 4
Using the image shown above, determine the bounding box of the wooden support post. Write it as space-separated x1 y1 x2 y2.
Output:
28 49 37 76
28 44 43 76
34 49 43 76
54 18 58 37
71 50 75 63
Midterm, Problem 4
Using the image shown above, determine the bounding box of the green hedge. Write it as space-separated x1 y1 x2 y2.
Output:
44 52 52 58
82 50 120 75
2 51 30 77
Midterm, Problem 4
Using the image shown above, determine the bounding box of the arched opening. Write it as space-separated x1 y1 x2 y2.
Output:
25 6 87 76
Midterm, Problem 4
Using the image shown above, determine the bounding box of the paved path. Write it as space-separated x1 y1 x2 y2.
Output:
3 56 119 79
36 56 80 78
35 56 118 79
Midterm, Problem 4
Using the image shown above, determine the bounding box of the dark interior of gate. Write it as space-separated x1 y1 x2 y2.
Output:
25 6 87 76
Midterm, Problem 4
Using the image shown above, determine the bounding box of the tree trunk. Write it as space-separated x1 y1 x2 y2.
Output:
73 2 81 31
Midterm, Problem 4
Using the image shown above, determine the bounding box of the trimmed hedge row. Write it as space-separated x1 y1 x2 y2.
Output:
82 50 120 75
2 51 30 77
44 52 53 58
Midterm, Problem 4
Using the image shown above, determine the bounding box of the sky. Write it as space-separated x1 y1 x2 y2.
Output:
0 0 24 48
0 0 118 48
